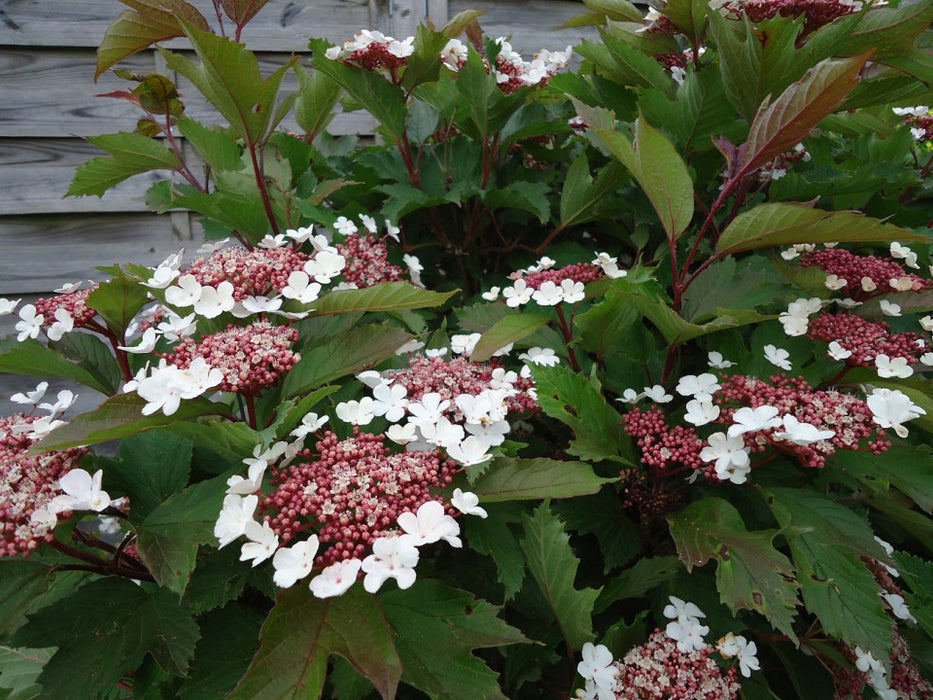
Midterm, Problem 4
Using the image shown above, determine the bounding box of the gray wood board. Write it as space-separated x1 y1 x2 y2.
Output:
0 212 199 294
449 1 599 54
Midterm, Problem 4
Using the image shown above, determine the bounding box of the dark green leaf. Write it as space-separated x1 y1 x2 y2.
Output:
86 269 151 336
176 118 241 171
553 489 641 573
311 282 456 316
834 446 933 515
0 562 90 641
470 313 551 362
229 585 401 700
0 646 53 700
520 502 600 650
0 339 114 396
165 419 258 465
668 498 800 642
68 132 181 197
12 579 199 696
381 580 528 699
595 556 682 612
482 181 550 224
707 13 762 120
48 332 122 396
294 63 341 140
661 0 709 45
465 505 526 599
470 457 613 502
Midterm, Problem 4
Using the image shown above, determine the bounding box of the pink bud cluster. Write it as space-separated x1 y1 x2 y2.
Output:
0 414 87 558
807 313 925 368
516 262 604 291
800 248 930 299
164 320 299 396
325 30 414 71
34 288 98 329
261 429 455 566
611 629 740 699
384 354 537 419
187 246 310 301
715 374 890 468
622 406 706 474
726 0 862 33
336 233 405 288
832 632 933 700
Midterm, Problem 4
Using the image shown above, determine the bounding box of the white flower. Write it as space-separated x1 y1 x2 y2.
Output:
892 105 928 117
15 304 44 341
281 271 322 305
164 274 203 308
157 312 197 341
503 279 532 307
407 393 450 426
824 274 847 291
451 488 488 518
359 213 378 233
361 536 420 592
879 300 902 317
446 435 493 466
875 354 913 379
46 308 74 342
239 520 279 567
890 276 915 292
701 432 751 484
272 536 320 588
616 388 642 404
214 494 258 547
11 381 48 405
663 596 705 621
708 351 736 369
371 382 409 423
386 422 419 445
50 469 112 513
118 327 159 354
308 558 362 598
304 250 346 284
861 276 878 292
773 415 835 445
333 216 358 235
450 333 482 356
197 239 227 254
531 280 563 306
418 416 465 449
576 642 619 692
385 220 400 241
675 373 721 401
666 617 709 653
889 242 919 268
39 390 76 418
836 298 863 309
764 344 792 371
285 225 315 244
593 252 626 279
922 352 933 366
241 295 283 315
397 500 461 547
193 281 236 318
643 385 673 403
519 346 560 367
0 297 21 315
728 405 782 437
258 233 288 249
403 254 423 286
335 397 376 425
919 316 933 332
560 279 586 304
881 592 917 624
867 387 926 438
226 457 267 495
828 341 852 361
481 286 501 302
684 399 720 426
290 412 328 439
717 633 760 677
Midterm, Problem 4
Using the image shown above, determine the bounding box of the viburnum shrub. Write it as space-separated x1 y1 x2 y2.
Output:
2 0 933 697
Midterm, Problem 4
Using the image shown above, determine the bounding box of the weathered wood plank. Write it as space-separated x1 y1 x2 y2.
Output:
0 0 373 51
0 49 375 137
0 138 167 215
0 213 198 294
449 0 599 54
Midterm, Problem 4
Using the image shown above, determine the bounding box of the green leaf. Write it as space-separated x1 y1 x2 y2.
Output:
553 489 641 573
668 498 800 642
456 49 513 140
48 332 122 396
559 155 627 229
176 118 241 171
532 364 632 464
400 25 449 94
707 12 762 120
312 282 457 316
12 579 199 697
310 39 407 145
0 646 54 700
381 580 528 699
163 24 294 145
595 114 694 241
716 203 927 256
136 476 228 595
482 181 550 223
661 0 709 45
67 132 181 197
574 289 639 355
520 502 600 651
229 585 401 700
36 394 227 451
470 313 551 362
101 430 192 521
833 446 933 515
178 604 264 700
0 339 116 395
294 63 341 140
86 268 151 335
165 419 258 464
280 324 412 398
733 53 871 179
595 556 682 612
765 488 892 661
895 553 933 639
844 1 933 58
95 0 208 79
0 562 90 641
464 505 525 599
584 30 675 97
583 0 644 22
469 457 613 502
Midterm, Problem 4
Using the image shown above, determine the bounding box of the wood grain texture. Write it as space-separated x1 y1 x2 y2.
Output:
0 213 200 294
0 0 372 51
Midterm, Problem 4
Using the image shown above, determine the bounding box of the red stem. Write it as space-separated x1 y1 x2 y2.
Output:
248 142 279 235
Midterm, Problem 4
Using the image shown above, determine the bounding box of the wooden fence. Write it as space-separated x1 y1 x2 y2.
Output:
0 0 596 407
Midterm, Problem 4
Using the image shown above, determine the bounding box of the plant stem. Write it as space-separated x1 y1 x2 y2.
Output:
249 142 279 235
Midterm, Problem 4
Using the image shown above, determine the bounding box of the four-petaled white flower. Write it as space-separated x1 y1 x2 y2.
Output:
867 388 926 438
503 279 532 307
828 340 852 361
708 351 736 369
450 333 482 356
684 399 720 426
663 596 705 621
194 281 236 318
165 274 203 307
666 616 709 653
371 382 409 423
11 381 48 405
286 225 315 244
451 488 488 518
239 520 280 567
560 279 586 303
701 432 751 484
397 500 462 547
214 494 258 548
675 373 721 401
481 286 500 301
879 300 902 317
46 308 74 342
875 353 913 379
304 250 346 283
519 346 560 367
717 632 760 677
39 390 76 418
50 468 112 513
576 642 619 696
333 216 358 235
272 536 320 588
446 435 493 466
118 327 159 354
361 536 420 593
728 405 782 437
763 344 792 371
281 271 322 305
335 397 376 425
309 558 362 598
643 385 673 403
0 297 21 315
531 280 563 306
773 415 835 445
15 304 44 341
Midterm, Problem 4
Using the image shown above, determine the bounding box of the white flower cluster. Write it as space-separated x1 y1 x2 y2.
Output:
483 252 624 308
5 381 77 440
439 38 572 89
778 296 823 337
853 647 898 700
324 29 414 61
30 468 118 529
